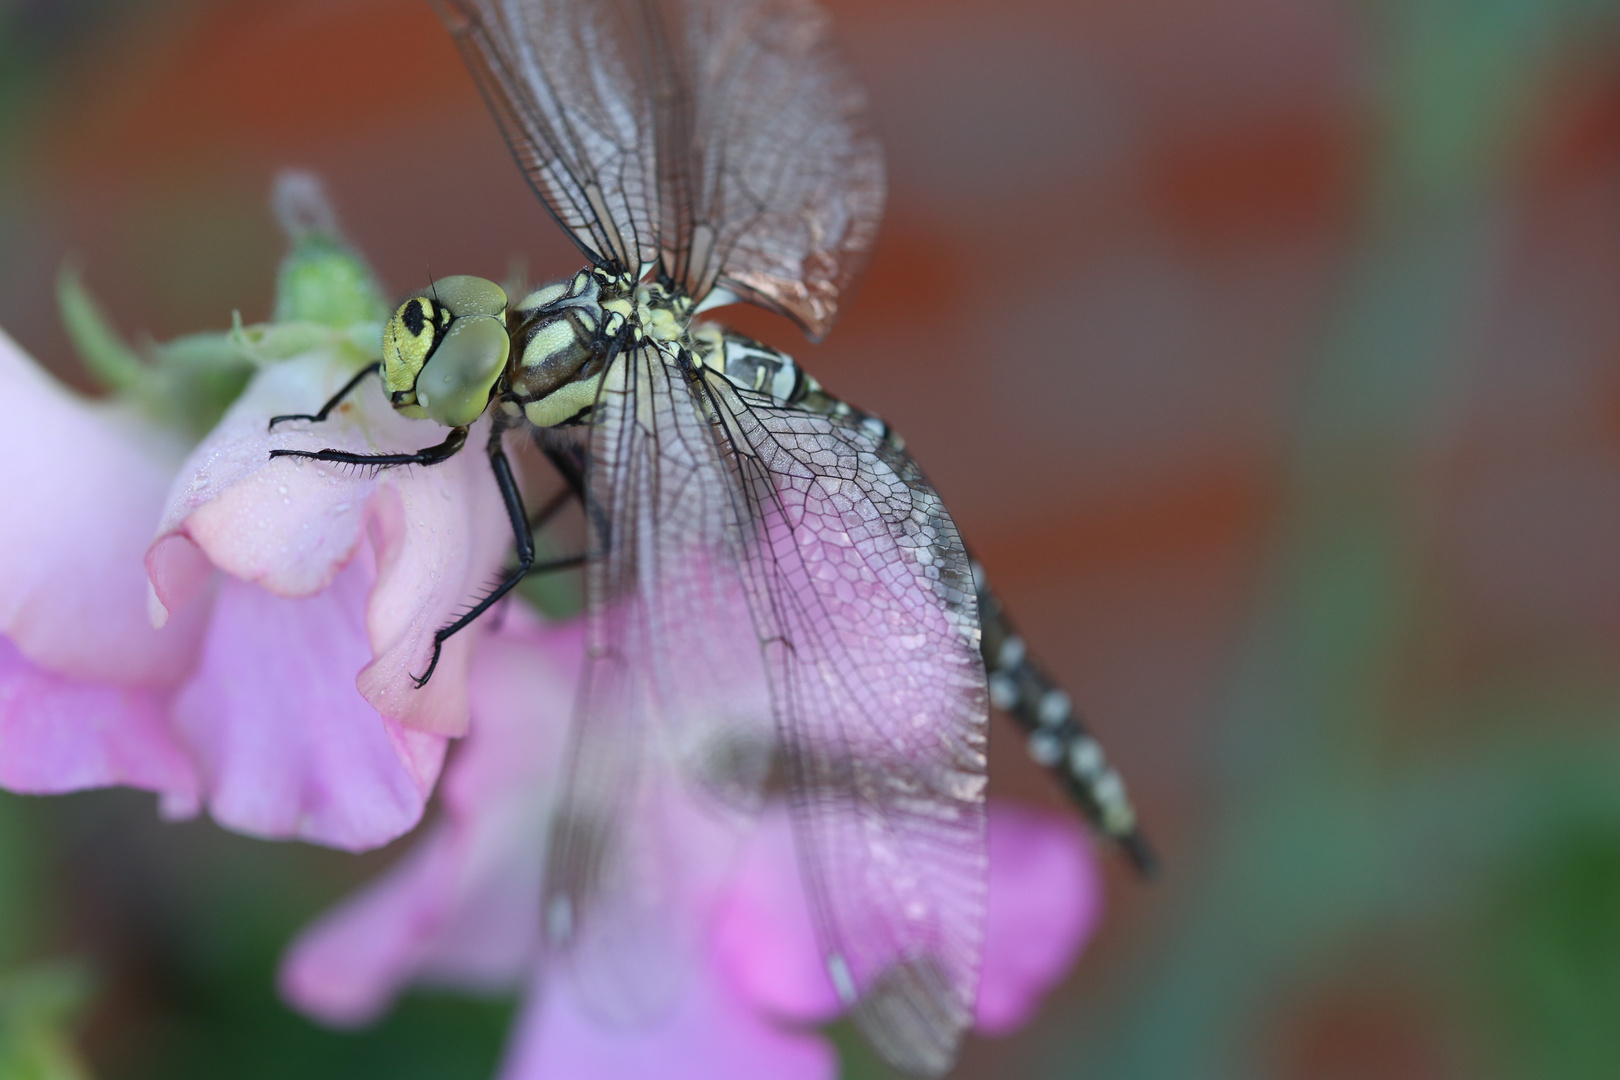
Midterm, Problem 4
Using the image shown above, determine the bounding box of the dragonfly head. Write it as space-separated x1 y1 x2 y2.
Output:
381 275 510 428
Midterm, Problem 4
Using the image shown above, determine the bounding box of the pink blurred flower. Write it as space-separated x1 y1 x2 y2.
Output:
0 324 511 850
281 604 1103 1078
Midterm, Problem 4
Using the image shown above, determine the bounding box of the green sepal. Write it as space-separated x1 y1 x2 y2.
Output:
56 263 144 396
145 329 256 438
57 267 257 439
227 311 382 364
273 232 389 329
0 961 96 1080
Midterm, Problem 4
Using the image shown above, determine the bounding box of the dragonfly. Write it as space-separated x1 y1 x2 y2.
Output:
267 0 1151 1072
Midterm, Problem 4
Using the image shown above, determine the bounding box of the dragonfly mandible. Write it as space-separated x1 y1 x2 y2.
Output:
266 0 1152 1072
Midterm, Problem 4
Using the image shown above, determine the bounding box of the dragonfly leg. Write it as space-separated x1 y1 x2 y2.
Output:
534 426 611 552
506 484 584 577
267 362 381 430
269 424 470 470
535 428 588 502
525 484 577 533
410 423 544 688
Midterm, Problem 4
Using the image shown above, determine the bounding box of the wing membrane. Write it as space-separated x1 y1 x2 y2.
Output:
717 375 988 1074
540 342 776 1018
438 0 654 270
438 0 884 337
541 341 988 1073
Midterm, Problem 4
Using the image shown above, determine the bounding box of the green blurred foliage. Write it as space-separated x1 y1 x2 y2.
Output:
1477 826 1620 1080
0 796 88 1080
0 964 95 1080
0 789 516 1080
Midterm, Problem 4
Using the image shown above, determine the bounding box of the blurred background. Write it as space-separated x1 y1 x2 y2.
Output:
4 0 1620 1076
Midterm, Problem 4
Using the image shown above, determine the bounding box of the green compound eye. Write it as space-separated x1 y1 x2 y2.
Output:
381 276 510 424
428 274 507 319
415 313 510 427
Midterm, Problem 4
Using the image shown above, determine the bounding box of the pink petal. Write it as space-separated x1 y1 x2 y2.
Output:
0 636 196 799
150 354 400 605
151 352 515 736
279 611 583 1022
280 824 463 1026
713 801 1102 1035
170 555 446 850
0 327 207 686
499 967 835 1080
975 803 1102 1034
443 607 582 815
400 615 583 979
353 450 514 736
711 806 842 1023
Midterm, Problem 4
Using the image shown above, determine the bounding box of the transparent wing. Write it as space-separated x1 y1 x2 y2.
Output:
718 375 988 1075
541 341 988 1075
539 342 776 1020
437 0 653 273
437 0 885 337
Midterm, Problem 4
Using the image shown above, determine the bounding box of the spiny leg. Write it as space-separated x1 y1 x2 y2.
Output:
974 558 1158 877
410 422 569 688
502 484 585 581
268 362 381 430
269 425 470 469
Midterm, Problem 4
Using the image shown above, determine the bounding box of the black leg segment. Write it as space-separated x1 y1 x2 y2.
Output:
269 425 470 470
525 485 577 533
268 362 381 431
411 424 537 688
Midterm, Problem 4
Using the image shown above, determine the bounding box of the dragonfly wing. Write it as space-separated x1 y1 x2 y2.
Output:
437 0 656 271
542 346 988 1073
715 375 989 1075
650 0 885 337
437 0 884 336
540 342 777 1019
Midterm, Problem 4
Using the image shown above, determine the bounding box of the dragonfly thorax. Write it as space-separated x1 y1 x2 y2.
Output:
508 269 611 426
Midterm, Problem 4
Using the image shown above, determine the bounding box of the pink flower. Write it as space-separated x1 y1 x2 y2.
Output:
0 323 512 850
281 604 1103 1077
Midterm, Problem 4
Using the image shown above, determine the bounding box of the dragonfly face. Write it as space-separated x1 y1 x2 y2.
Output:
381 274 509 427
269 0 1152 1073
